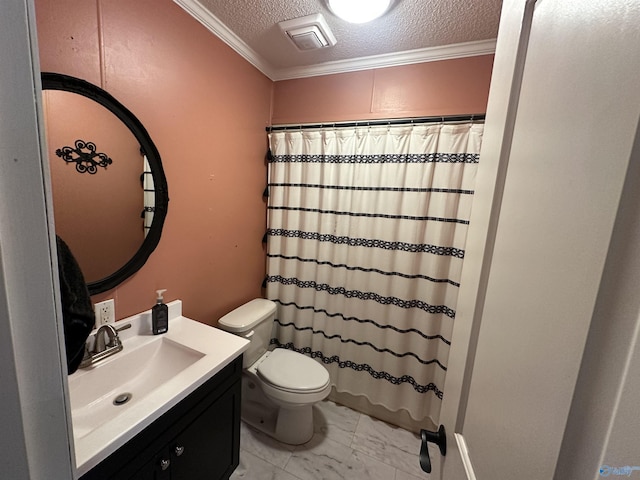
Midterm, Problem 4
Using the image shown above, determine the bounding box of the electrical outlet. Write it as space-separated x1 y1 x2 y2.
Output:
94 299 115 326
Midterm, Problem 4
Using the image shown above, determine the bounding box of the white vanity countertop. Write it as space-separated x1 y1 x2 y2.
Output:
70 300 249 477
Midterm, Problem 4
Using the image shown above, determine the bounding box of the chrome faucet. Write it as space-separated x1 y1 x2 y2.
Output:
79 323 131 368
94 324 119 353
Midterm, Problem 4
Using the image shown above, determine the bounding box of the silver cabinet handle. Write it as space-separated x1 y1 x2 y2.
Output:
174 445 185 457
160 458 170 471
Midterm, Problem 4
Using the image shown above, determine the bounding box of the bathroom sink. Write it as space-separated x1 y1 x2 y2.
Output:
68 337 204 440
69 300 250 477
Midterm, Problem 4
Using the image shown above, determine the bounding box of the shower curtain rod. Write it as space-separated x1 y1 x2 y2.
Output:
266 113 485 132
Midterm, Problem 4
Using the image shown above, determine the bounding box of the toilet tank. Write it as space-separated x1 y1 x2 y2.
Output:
218 299 277 368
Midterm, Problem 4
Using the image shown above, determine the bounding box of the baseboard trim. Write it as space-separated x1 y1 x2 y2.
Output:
456 433 477 480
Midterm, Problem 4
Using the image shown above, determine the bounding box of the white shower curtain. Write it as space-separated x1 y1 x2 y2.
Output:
266 122 483 425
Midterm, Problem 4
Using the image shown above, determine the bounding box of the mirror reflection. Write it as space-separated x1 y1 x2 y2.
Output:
41 73 168 295
44 90 146 283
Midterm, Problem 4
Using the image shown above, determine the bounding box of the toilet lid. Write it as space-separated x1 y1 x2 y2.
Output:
257 349 330 392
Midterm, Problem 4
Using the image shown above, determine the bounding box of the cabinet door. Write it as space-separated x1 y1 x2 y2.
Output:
170 381 241 480
129 448 172 480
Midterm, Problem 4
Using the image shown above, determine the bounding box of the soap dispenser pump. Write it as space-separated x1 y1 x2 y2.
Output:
152 289 168 335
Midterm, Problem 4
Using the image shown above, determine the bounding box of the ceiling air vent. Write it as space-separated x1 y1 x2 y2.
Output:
279 14 337 51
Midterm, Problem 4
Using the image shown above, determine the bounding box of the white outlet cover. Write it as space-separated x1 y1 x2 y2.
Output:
94 299 115 326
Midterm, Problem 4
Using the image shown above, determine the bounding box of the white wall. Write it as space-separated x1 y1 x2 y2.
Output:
0 0 75 478
555 121 640 478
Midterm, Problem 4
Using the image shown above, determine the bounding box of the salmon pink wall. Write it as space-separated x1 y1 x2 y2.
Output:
36 0 273 324
271 55 494 124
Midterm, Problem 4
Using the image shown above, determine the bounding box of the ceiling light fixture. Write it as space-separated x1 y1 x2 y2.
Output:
328 0 392 24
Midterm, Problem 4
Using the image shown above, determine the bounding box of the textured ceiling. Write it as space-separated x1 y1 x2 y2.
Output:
181 0 502 78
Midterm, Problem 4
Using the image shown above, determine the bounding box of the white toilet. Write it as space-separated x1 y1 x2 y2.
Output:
218 298 331 445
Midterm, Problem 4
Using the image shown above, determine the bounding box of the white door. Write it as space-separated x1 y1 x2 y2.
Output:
428 1 640 479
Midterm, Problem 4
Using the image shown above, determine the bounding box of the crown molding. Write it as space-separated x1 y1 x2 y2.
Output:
174 0 496 82
271 39 497 80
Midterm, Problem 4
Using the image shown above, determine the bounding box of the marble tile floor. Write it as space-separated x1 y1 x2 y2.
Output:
230 399 430 480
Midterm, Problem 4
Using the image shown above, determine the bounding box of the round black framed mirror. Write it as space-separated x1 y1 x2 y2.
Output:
41 72 169 295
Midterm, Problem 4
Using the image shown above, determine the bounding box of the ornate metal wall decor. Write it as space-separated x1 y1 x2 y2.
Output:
56 139 113 174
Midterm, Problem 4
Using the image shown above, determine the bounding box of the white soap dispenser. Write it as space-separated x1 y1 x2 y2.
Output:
152 289 168 334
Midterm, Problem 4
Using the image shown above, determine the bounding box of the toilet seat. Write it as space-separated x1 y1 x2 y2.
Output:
257 349 330 393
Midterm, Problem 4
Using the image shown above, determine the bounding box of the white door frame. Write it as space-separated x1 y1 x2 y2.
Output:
0 0 75 478
440 0 538 445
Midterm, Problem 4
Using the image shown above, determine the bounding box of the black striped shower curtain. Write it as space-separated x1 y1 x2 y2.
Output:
266 122 483 425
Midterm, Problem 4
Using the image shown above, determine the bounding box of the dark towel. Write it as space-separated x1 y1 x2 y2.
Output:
56 236 95 374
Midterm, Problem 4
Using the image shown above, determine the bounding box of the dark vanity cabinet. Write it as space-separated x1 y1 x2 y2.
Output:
80 356 242 480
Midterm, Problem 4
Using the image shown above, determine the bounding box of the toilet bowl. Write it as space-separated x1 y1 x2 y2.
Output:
218 299 331 445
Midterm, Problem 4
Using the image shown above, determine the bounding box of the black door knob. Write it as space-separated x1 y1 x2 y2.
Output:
419 424 447 473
